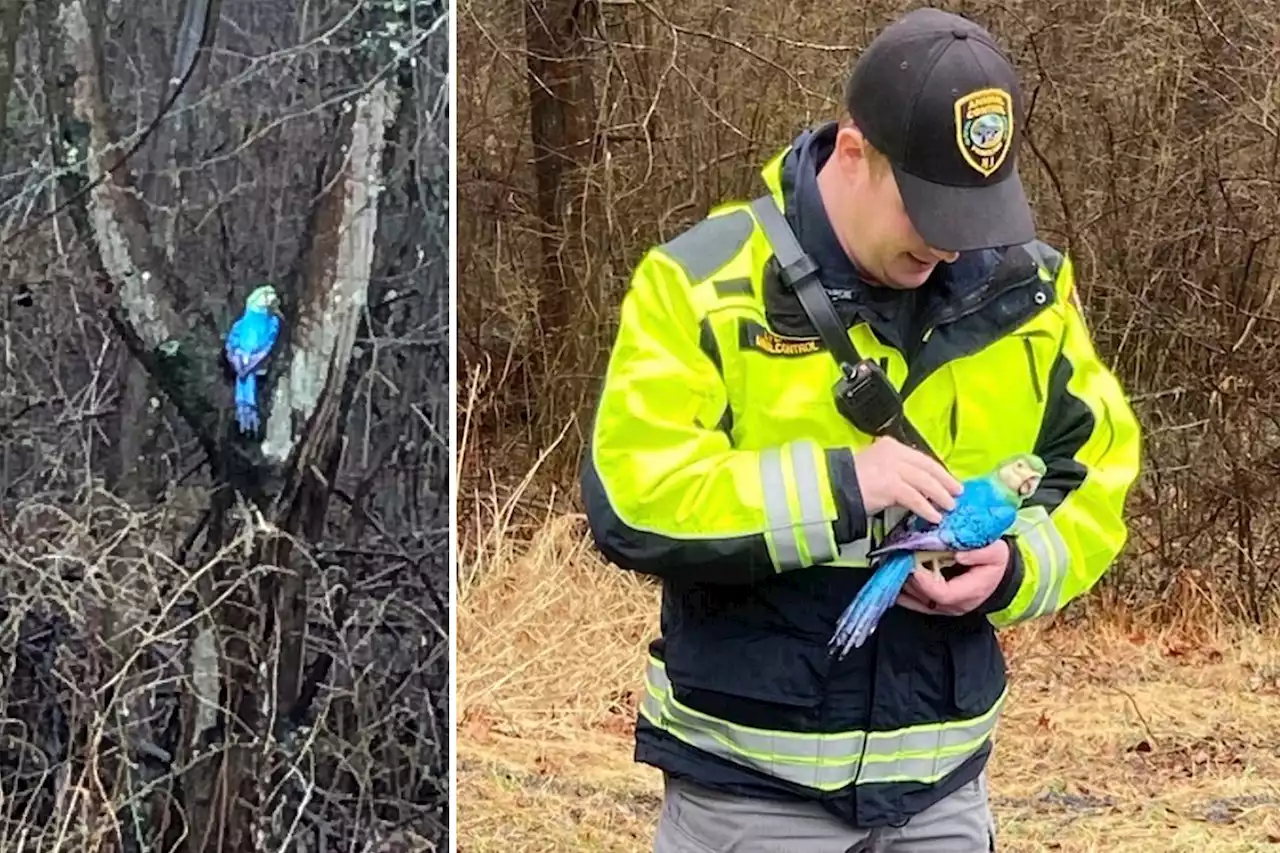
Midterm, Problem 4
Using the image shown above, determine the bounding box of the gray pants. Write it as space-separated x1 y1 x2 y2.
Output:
653 772 996 853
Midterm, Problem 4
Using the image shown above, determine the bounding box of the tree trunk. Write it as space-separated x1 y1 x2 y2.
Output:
524 0 597 372
38 1 402 848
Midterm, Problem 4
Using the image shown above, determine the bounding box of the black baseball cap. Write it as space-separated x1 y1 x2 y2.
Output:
844 8 1035 253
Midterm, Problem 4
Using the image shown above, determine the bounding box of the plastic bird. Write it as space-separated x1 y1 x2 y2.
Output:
223 283 282 435
828 452 1047 658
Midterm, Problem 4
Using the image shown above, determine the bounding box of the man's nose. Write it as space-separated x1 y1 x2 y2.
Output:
928 246 960 263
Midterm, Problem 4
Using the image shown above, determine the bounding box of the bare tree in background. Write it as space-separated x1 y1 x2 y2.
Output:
524 0 596 342
0 1 450 850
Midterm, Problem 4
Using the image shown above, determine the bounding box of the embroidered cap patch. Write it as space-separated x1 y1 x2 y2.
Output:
954 88 1013 178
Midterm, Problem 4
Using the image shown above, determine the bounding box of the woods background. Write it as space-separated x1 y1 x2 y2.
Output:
1 0 449 850
457 0 1280 620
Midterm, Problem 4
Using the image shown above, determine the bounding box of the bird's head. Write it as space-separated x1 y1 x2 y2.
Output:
995 453 1046 500
245 284 280 313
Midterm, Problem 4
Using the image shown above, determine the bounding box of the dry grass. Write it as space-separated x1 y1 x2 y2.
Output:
457 477 1280 852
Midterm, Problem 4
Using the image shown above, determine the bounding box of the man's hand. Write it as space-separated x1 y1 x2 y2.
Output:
896 540 1010 616
853 436 963 525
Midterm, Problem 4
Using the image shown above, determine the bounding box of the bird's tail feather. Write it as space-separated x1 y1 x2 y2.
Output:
233 373 259 434
829 552 916 659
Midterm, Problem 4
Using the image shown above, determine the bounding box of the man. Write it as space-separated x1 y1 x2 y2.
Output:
580 7 1141 852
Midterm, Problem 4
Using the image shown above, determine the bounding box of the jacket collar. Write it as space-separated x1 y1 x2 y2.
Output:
756 123 1030 353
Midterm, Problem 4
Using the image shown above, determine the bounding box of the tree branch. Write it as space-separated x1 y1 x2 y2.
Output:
262 79 402 474
41 0 228 467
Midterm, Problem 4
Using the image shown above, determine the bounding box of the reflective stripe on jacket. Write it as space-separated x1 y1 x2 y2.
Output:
580 140 1142 828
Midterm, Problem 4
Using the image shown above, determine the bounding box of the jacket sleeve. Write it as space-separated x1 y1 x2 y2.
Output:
579 245 868 585
982 254 1142 626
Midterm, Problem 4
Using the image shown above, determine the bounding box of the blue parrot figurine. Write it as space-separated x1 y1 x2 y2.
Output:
828 452 1047 658
223 283 282 435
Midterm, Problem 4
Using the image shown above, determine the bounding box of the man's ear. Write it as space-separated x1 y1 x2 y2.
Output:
832 122 869 175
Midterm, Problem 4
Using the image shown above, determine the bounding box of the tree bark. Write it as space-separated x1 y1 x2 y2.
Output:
524 0 597 339
522 0 598 447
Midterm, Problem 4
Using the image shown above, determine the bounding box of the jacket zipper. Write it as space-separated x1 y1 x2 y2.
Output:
1022 336 1044 403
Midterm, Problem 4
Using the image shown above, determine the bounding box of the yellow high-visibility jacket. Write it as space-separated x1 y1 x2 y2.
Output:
580 134 1142 828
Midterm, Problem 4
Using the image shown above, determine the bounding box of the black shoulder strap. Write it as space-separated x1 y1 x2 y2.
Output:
749 192 942 464
749 194 862 373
